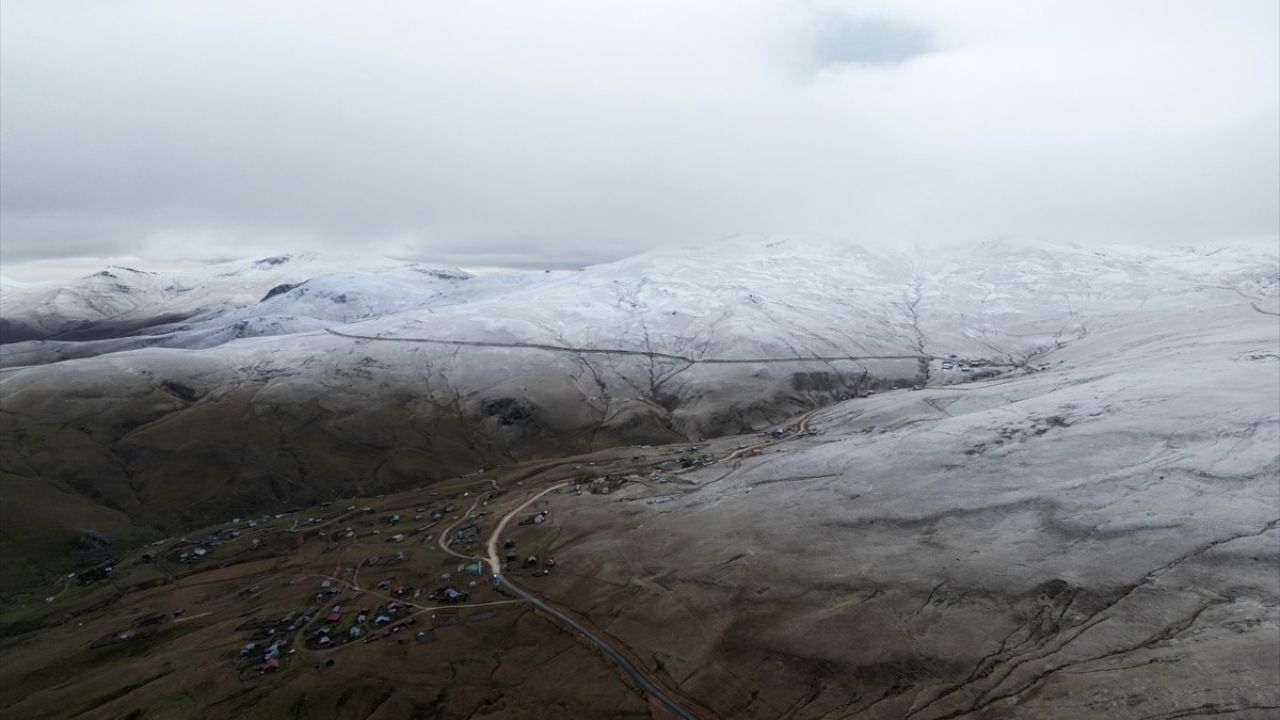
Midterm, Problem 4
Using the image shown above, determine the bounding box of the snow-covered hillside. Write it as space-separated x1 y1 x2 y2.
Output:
0 239 1275 590
3 238 1275 367
0 254 566 363
542 292 1280 720
0 253 480 344
324 236 1278 364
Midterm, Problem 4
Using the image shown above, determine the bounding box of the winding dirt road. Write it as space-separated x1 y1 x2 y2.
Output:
482 482 706 720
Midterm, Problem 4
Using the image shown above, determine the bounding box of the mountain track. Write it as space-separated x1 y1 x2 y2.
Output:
325 328 928 365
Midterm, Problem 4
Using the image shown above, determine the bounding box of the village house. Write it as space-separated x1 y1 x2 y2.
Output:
444 588 466 602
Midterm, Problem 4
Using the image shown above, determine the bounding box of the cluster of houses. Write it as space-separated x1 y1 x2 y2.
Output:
239 635 291 674
680 454 717 468
229 577 425 666
122 477 582 679
76 558 117 586
499 539 556 576
572 476 628 496
339 501 479 548
88 608 182 649
224 564 512 676
518 509 552 525
427 585 470 604
302 596 422 650
75 482 552 681
164 513 295 566
233 606 316 677
938 355 1010 373
363 551 408 568
447 523 483 546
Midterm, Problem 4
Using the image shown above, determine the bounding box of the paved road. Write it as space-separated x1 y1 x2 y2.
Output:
496 575 704 720
460 404 829 719
485 483 704 720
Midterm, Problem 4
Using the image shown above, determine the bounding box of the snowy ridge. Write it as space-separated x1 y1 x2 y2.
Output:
2 240 1276 368
0 237 1275 604
0 253 477 340
333 237 1279 362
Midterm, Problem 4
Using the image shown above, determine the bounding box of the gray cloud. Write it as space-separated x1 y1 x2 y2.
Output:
809 15 935 68
1 1 1277 280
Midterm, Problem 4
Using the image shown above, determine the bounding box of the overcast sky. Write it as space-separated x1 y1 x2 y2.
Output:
1 1 1277 281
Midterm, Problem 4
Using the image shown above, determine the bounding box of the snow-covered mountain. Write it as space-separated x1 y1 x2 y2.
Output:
544 291 1280 720
0 253 477 342
0 253 566 363
0 238 1276 590
4 238 1275 367
320 236 1278 362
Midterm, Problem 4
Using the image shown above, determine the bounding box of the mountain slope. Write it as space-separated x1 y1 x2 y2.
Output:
0 253 483 348
0 239 1275 590
0 266 1274 720
532 295 1280 719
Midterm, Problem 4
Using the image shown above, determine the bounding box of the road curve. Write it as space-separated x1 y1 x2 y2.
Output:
485 483 567 572
485 483 705 720
438 496 485 561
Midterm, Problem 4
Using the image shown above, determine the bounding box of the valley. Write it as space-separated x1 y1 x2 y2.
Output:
1 239 1277 719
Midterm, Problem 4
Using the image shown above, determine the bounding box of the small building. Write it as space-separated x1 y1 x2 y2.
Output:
441 587 468 604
